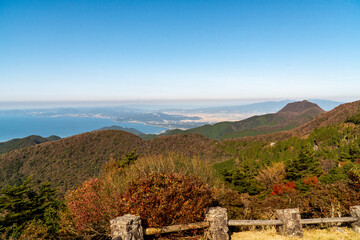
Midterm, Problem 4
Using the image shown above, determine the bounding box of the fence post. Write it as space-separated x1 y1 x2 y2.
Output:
204 207 229 240
276 208 303 238
110 214 144 240
350 206 360 233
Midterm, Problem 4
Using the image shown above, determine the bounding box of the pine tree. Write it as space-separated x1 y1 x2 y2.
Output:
339 145 352 162
286 144 322 181
0 176 61 239
117 149 140 167
224 161 261 195
349 142 360 161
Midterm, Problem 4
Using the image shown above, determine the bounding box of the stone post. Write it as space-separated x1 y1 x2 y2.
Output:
276 208 303 238
204 207 229 240
350 206 360 233
110 214 144 240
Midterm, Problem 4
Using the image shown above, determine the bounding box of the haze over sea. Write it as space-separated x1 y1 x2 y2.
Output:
0 115 166 142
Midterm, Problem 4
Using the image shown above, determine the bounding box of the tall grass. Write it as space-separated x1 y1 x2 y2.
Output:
101 152 223 194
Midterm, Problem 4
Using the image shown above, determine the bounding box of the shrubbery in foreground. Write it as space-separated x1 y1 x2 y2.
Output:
123 172 215 228
62 171 215 239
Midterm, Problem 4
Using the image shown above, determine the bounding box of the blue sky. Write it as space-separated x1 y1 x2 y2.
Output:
1 0 360 104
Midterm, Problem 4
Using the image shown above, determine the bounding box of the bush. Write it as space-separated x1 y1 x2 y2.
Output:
302 181 360 218
62 178 123 238
256 162 286 190
123 172 215 228
270 181 296 196
348 164 360 190
62 171 215 238
345 113 360 125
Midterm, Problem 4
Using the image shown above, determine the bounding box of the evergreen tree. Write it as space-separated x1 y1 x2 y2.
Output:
349 142 360 161
339 145 352 162
286 144 322 181
223 161 261 195
0 176 61 239
117 149 140 168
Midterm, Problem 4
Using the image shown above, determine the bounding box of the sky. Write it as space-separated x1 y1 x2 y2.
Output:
1 0 360 105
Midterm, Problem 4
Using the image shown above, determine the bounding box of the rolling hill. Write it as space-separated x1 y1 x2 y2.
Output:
0 135 61 154
237 100 360 142
161 100 324 140
291 100 360 137
0 130 221 194
95 125 144 135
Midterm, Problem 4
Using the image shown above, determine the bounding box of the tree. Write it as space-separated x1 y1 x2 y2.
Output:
286 144 322 182
117 149 139 168
349 142 360 161
256 162 286 189
223 161 261 195
0 176 61 239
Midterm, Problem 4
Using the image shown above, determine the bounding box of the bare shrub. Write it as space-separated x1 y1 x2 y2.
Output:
255 162 286 189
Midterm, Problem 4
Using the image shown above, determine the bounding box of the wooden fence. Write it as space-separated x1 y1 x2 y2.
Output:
110 206 360 240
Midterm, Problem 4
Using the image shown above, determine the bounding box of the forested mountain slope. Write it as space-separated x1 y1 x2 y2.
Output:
0 135 61 154
162 100 324 140
0 130 221 194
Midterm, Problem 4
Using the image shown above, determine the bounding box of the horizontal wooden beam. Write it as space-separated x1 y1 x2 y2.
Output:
145 222 210 235
228 219 283 226
301 217 358 224
143 216 360 235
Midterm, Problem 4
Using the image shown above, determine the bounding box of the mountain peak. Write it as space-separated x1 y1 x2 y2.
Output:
278 100 324 114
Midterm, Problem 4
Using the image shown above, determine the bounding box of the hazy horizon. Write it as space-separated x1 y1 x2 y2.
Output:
0 97 352 111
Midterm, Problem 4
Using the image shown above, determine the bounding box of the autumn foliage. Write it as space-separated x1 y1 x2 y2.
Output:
123 172 215 228
62 171 215 238
270 181 296 196
303 176 319 186
63 178 123 237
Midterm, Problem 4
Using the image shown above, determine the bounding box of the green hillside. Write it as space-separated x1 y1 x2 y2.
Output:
0 135 61 154
170 121 233 139
163 100 324 140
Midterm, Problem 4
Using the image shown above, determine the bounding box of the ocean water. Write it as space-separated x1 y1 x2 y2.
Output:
0 115 166 142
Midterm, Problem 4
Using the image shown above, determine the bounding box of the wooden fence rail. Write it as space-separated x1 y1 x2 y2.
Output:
110 205 360 240
301 217 358 225
145 222 210 235
228 219 283 226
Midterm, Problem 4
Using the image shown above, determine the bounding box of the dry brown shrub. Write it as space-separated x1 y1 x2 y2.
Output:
255 162 286 189
214 189 252 220
123 172 215 228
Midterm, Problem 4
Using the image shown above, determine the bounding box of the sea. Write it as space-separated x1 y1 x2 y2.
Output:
0 115 167 142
